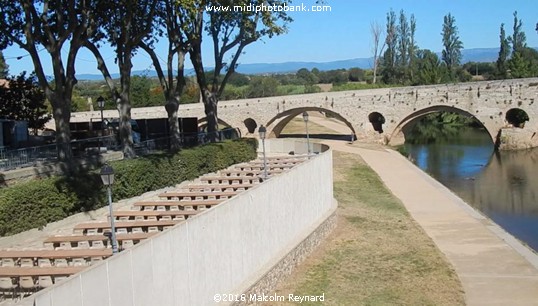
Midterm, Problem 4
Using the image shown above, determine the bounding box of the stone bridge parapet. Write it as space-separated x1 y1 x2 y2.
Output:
69 77 538 148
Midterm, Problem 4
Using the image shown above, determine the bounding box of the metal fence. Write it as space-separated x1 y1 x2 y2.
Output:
0 128 242 171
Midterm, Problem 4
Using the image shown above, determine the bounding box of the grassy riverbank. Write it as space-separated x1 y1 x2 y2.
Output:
272 151 465 305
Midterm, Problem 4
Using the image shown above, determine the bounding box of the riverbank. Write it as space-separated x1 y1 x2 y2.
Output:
275 116 538 304
353 144 538 305
273 150 465 305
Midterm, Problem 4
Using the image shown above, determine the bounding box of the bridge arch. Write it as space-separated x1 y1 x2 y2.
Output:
388 105 495 145
505 108 529 128
265 107 357 138
198 117 232 132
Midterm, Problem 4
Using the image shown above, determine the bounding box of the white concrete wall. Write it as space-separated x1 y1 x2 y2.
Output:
21 140 334 306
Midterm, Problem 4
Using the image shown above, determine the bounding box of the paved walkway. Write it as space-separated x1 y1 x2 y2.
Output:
309 116 538 305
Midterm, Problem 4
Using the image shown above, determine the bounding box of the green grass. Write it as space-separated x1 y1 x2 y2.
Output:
272 151 464 306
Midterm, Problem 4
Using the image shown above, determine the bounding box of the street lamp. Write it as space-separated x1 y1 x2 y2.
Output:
302 111 311 157
258 125 268 180
100 164 118 254
97 96 105 153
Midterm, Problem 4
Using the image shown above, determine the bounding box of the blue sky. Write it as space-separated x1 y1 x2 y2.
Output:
3 0 538 76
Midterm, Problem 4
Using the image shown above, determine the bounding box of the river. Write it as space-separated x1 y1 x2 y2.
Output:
404 128 538 252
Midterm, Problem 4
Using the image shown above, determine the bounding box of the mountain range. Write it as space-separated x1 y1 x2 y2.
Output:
76 47 505 80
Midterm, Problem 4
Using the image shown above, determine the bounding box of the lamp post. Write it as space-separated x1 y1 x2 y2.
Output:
97 96 105 153
100 164 118 254
302 111 311 157
258 125 268 180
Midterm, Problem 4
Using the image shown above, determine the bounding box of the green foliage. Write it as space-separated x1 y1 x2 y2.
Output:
463 62 496 78
317 69 348 85
0 51 8 79
382 9 398 84
442 13 463 79
331 82 391 92
227 72 250 87
406 112 479 144
507 47 538 78
296 68 319 85
496 23 511 78
0 138 257 236
246 76 280 98
509 11 527 53
304 85 322 94
347 68 365 82
0 173 103 236
0 73 51 132
220 85 248 100
414 49 443 85
131 75 152 107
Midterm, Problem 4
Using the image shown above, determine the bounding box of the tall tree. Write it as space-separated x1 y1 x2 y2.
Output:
506 11 538 78
0 51 8 78
397 10 410 69
496 23 510 78
178 0 292 140
381 9 397 84
0 0 98 160
509 11 526 53
0 73 51 133
139 0 189 150
84 0 160 158
408 14 418 82
441 13 463 80
370 21 385 84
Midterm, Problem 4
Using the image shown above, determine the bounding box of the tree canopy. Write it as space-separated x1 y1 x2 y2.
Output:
0 73 51 133
0 0 99 160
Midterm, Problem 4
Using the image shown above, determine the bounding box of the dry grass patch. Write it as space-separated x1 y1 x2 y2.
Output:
270 151 465 306
280 117 338 135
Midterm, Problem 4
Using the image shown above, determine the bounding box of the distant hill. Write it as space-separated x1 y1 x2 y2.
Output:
75 47 521 80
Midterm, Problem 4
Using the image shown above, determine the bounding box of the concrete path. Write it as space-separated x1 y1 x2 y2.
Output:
306 116 538 305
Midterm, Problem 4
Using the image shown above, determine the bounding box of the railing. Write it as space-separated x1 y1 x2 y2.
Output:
0 128 242 171
133 127 242 155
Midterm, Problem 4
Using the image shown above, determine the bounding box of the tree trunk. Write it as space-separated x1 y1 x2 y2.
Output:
373 57 378 84
50 95 73 161
117 95 135 158
165 99 181 150
201 89 219 142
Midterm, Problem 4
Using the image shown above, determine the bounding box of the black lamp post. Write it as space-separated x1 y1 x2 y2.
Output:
302 111 311 157
100 164 118 254
258 125 268 180
97 96 105 153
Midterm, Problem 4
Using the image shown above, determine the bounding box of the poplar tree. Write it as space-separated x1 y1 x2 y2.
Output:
441 13 463 80
496 23 510 78
381 9 397 84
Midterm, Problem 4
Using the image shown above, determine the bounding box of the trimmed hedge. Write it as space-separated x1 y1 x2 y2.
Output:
0 138 257 236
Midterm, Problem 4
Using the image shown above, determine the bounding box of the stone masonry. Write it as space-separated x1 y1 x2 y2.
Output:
68 77 538 147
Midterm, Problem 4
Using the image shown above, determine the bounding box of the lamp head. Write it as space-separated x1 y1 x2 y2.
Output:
100 164 115 186
302 111 309 122
258 125 267 139
97 96 105 110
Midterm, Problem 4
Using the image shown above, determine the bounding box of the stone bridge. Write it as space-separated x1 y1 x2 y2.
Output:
70 77 538 146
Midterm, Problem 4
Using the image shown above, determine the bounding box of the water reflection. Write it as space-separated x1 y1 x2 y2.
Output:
405 128 538 251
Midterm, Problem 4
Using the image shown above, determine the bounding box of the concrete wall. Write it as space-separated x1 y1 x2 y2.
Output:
20 140 335 306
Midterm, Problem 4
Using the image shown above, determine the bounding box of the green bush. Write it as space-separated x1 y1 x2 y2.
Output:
0 138 257 236
331 82 392 92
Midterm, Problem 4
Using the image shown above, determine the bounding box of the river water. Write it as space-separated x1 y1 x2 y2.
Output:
404 129 538 252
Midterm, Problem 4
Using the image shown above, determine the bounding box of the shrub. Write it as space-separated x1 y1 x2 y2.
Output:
0 138 257 236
